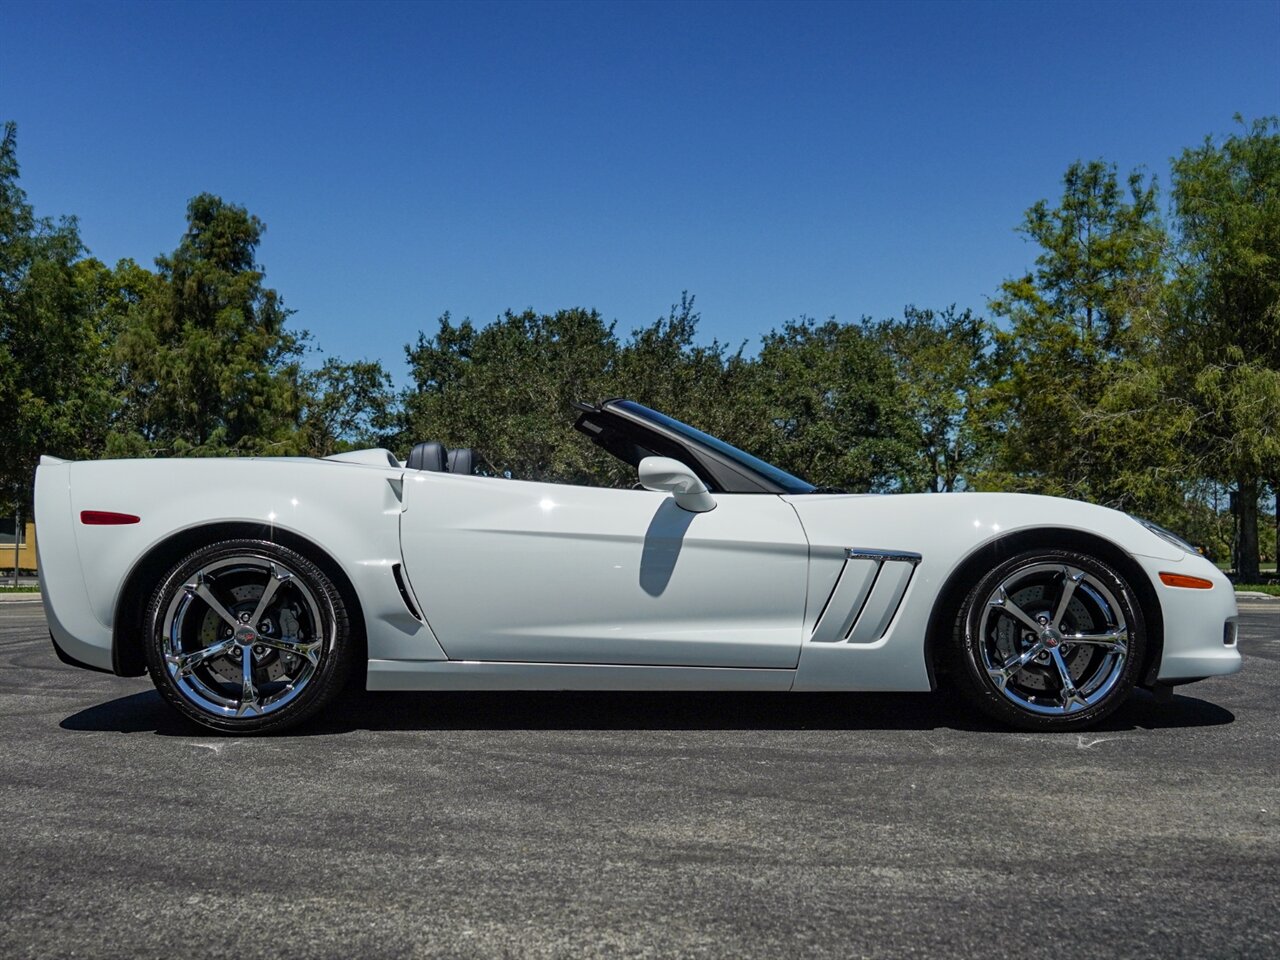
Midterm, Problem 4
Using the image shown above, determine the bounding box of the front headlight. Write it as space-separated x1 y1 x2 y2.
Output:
1133 517 1197 555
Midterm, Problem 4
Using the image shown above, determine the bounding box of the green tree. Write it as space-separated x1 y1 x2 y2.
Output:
985 159 1174 511
614 293 752 447
403 308 621 483
747 318 916 492
401 298 776 488
110 194 306 456
1169 116 1280 580
298 357 398 457
0 122 117 511
874 306 992 492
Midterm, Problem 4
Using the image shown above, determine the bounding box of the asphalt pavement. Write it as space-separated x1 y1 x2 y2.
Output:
1 599 1276 959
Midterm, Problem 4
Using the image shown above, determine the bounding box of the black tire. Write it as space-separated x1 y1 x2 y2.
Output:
949 548 1146 731
143 538 355 734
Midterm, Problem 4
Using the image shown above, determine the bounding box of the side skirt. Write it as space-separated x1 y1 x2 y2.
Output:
366 659 797 692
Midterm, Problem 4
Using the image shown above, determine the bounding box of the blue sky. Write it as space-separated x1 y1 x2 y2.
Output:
3 0 1278 377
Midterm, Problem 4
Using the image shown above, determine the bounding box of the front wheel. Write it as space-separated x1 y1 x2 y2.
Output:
950 548 1147 731
143 539 354 734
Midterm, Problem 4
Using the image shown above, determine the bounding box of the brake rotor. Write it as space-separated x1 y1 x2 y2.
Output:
991 583 1094 692
197 583 300 685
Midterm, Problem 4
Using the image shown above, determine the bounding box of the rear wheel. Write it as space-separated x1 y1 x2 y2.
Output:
951 548 1146 731
143 539 354 734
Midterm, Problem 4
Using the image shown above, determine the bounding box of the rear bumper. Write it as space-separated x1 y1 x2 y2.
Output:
49 630 113 674
36 462 116 673
40 576 115 673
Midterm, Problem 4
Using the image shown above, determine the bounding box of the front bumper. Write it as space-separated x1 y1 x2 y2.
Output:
1134 553 1242 682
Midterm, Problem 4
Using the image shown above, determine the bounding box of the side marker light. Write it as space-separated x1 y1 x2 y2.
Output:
80 511 141 525
1158 572 1214 590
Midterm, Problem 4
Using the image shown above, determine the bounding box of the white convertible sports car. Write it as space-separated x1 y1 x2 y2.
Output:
36 399 1241 734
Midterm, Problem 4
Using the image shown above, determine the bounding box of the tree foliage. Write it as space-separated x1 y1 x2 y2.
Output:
403 307 622 483
298 358 398 457
1167 116 1280 578
743 318 915 491
614 294 747 441
0 122 116 510
984 159 1178 514
109 194 306 457
401 298 925 493
873 306 991 492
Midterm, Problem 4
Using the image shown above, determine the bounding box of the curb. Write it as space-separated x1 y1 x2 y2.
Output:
1235 591 1279 601
0 593 41 603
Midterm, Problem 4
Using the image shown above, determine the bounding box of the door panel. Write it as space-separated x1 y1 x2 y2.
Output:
399 473 809 668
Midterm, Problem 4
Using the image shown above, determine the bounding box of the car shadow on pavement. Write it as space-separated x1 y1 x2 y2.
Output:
60 685 1235 736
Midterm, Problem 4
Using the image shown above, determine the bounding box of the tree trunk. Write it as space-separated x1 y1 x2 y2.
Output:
10 502 19 587
1237 476 1261 582
1274 482 1279 580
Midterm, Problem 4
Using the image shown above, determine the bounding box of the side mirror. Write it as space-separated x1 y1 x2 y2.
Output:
638 456 717 513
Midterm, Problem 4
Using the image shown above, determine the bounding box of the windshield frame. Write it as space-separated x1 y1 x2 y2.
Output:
586 400 816 495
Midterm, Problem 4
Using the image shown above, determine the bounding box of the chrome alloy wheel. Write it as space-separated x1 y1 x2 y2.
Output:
161 554 330 720
976 562 1129 716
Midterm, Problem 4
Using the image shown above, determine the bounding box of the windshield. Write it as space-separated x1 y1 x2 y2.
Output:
614 401 816 495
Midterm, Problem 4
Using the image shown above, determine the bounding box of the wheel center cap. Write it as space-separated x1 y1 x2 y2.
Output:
236 626 257 644
1041 627 1063 648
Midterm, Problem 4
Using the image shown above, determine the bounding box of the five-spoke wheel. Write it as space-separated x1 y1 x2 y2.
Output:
144 540 353 733
952 549 1146 730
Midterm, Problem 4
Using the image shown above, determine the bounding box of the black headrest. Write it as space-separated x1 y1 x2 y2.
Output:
446 448 476 475
406 441 447 472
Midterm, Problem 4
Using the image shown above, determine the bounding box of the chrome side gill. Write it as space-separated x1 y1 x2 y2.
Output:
809 547 922 645
845 548 923 565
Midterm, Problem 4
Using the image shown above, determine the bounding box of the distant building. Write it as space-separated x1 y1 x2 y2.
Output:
1 518 37 573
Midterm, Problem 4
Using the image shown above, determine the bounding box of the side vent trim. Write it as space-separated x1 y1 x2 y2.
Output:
846 548 922 565
391 563 422 620
811 558 880 643
809 547 922 645
846 561 916 643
